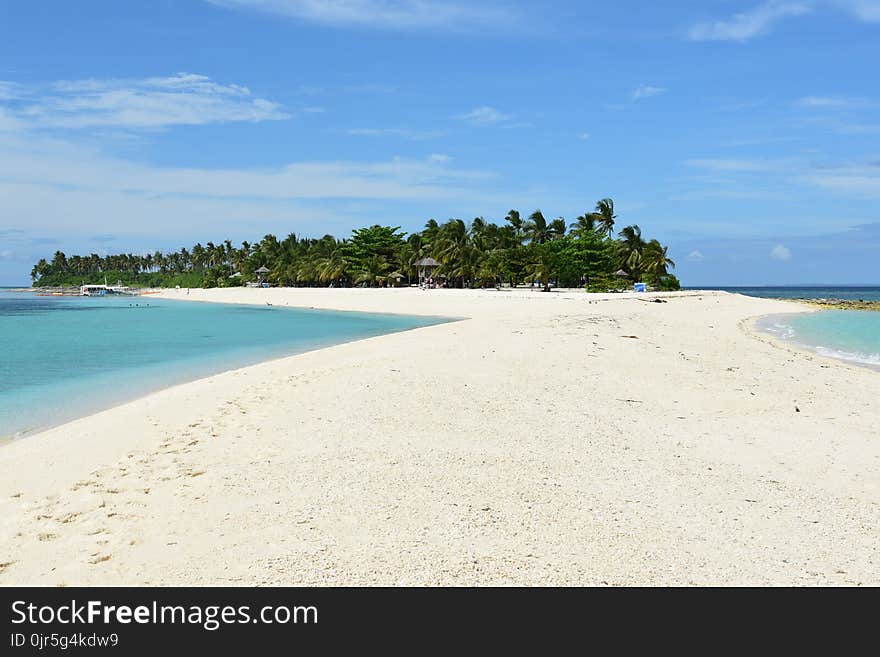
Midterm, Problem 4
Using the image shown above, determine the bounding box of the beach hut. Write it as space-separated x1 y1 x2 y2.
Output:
254 266 271 286
613 269 629 278
388 271 405 287
414 257 440 287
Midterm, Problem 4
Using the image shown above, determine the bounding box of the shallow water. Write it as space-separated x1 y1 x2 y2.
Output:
757 310 880 371
0 291 448 437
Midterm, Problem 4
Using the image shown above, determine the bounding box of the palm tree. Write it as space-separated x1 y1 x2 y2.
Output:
354 255 390 287
29 194 681 292
569 212 597 237
317 250 350 285
643 239 675 279
526 248 555 292
618 225 646 279
594 198 617 237
396 242 419 284
549 217 567 239
421 219 440 254
435 219 471 286
525 210 553 244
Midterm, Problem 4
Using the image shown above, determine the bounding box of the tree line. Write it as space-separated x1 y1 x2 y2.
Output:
31 199 679 291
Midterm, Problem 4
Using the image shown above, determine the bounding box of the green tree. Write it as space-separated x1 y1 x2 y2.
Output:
618 224 646 280
593 198 617 237
354 255 391 287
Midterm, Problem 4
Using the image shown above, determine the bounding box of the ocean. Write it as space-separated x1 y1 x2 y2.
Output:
688 286 880 301
700 286 880 371
0 291 448 438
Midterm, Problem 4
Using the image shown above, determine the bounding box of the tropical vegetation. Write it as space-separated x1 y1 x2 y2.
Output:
31 199 679 291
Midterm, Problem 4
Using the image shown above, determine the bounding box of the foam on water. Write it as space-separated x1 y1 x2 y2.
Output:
756 310 880 371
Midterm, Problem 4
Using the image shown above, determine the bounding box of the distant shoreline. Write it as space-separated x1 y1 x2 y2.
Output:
781 298 880 311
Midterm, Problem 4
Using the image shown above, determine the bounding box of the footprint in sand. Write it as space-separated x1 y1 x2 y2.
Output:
59 511 83 524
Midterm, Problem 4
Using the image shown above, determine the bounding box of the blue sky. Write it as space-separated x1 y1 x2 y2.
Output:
1 0 879 286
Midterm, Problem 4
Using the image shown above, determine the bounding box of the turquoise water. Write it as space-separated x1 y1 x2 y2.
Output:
757 310 880 370
0 291 448 438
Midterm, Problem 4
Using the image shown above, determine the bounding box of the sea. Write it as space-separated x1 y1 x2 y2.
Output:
688 286 880 302
0 290 448 438
692 286 880 371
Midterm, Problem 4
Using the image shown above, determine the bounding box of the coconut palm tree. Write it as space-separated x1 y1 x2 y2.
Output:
594 198 617 237
434 219 471 285
549 217 567 239
618 224 646 279
29 194 681 292
643 239 675 279
354 255 390 287
526 248 555 292
505 209 523 242
317 250 350 285
525 210 553 244
569 212 597 237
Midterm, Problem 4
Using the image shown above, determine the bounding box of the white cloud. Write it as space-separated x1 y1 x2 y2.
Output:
0 107 25 132
688 250 706 261
770 244 792 260
797 95 854 108
835 0 880 21
0 128 515 249
631 85 667 100
803 164 880 197
0 133 495 204
688 1 813 41
343 83 399 94
794 114 880 134
578 132 591 140
342 127 446 140
685 154 880 199
689 1 880 42
795 95 879 109
457 106 511 125
686 158 774 172
0 81 24 100
205 0 522 32
4 73 288 130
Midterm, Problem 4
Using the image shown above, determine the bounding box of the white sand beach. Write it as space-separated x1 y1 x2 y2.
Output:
0 288 877 586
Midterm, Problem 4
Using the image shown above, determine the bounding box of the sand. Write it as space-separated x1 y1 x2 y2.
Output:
0 288 877 586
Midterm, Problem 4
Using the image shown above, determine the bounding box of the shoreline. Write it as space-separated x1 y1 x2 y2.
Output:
749 309 880 373
1 298 457 442
783 298 880 311
1 288 878 585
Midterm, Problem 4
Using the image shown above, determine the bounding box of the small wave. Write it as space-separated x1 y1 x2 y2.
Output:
814 346 880 367
759 319 796 340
